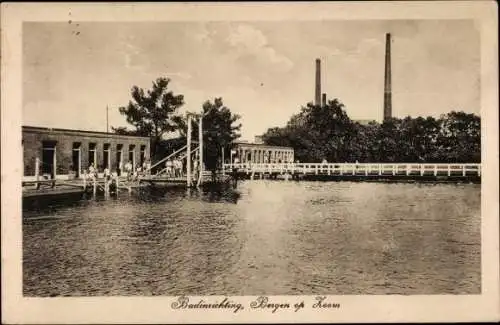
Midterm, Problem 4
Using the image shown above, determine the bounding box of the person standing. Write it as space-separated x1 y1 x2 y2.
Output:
166 159 173 178
88 163 97 180
125 161 132 181
146 159 152 176
136 164 142 180
173 158 180 178
179 158 185 177
104 166 111 181
118 160 123 176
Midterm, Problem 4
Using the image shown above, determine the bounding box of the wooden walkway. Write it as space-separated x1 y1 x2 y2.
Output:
22 176 147 198
223 162 481 179
22 172 232 199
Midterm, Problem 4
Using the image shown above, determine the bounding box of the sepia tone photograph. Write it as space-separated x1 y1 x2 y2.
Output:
2 2 499 324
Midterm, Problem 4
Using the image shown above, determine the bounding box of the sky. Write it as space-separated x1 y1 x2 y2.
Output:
23 20 480 141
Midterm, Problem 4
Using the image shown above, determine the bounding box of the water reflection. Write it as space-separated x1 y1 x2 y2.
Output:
23 181 480 296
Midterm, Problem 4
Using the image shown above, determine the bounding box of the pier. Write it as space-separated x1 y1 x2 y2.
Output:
223 162 481 182
22 175 148 198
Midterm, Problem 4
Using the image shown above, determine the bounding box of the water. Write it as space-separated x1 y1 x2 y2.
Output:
23 181 481 296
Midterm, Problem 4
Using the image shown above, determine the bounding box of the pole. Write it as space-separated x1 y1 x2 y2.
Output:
197 115 203 187
34 157 40 189
106 105 109 133
186 114 192 187
221 145 225 175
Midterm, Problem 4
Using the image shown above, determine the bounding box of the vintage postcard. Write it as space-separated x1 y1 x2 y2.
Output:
1 1 499 323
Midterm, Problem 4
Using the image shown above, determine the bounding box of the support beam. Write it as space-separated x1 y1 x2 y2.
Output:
187 114 192 187
222 145 225 175
34 157 40 189
197 116 203 187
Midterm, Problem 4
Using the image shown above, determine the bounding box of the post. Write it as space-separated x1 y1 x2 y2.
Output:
378 164 382 176
420 164 424 176
93 177 97 197
462 165 466 177
221 145 225 175
186 114 192 187
197 116 203 187
433 164 437 176
34 157 40 189
53 146 57 180
78 149 82 179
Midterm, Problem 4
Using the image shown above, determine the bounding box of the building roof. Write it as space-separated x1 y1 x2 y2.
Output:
233 141 294 150
22 125 150 140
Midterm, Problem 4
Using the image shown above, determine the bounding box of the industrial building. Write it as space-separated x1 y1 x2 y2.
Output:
22 126 150 179
313 33 393 121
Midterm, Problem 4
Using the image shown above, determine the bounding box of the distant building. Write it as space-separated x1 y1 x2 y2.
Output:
22 126 150 179
232 139 294 164
354 119 377 126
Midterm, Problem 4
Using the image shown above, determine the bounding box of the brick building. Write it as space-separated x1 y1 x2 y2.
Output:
22 126 150 179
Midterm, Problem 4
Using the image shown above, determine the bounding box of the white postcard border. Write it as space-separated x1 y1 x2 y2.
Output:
1 2 498 323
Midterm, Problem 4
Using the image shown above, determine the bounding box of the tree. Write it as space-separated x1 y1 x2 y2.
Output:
110 126 140 136
115 77 184 156
437 111 481 162
177 97 242 172
261 97 480 164
262 99 355 162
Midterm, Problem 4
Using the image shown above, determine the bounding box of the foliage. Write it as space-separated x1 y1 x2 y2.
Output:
110 126 140 136
261 101 481 163
177 97 242 171
114 77 184 155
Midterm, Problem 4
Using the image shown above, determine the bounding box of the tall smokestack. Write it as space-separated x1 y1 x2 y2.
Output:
383 33 392 121
322 93 327 106
315 58 321 106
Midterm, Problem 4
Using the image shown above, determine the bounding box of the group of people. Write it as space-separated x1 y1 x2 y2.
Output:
160 155 204 180
83 159 152 182
164 158 184 178
81 156 205 181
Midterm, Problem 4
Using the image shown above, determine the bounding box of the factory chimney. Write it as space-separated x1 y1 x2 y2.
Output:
315 58 321 106
383 33 392 121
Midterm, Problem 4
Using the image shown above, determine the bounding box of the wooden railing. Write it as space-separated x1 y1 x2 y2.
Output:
222 163 481 177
